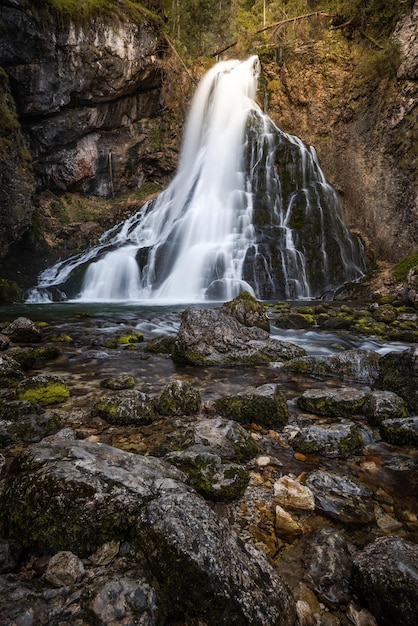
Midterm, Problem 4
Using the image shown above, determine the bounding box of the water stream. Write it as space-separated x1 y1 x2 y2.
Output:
27 55 365 304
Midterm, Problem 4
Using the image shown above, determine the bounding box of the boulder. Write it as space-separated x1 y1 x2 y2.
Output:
2 317 42 343
363 389 408 425
221 291 270 332
0 354 26 387
100 374 135 390
305 470 375 524
378 348 418 412
214 383 289 429
296 387 368 417
380 416 418 446
353 536 418 626
92 389 157 425
17 374 70 405
154 380 201 416
273 475 315 511
285 349 381 385
292 420 363 458
172 306 305 366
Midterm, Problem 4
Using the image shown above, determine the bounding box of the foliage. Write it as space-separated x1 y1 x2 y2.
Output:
26 0 161 24
393 251 418 283
355 40 402 85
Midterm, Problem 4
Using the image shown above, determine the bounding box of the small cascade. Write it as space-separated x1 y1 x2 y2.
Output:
27 55 365 304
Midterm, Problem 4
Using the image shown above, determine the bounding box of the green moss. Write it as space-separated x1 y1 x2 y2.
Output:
117 332 144 345
18 379 70 405
393 251 418 282
52 334 73 343
0 279 22 303
27 0 161 26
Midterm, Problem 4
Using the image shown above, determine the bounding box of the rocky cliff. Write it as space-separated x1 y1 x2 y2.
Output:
263 3 417 264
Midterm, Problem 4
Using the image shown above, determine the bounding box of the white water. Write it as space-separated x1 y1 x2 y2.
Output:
27 55 365 304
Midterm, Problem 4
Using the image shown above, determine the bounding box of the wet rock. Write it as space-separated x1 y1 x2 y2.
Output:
304 527 353 607
378 348 418 412
145 334 176 354
172 306 305 366
89 575 161 625
100 374 135 390
380 416 418 446
353 536 418 626
152 416 262 463
154 380 201 416
6 346 37 370
0 399 32 421
221 291 270 332
0 354 26 387
0 539 23 574
138 490 296 625
6 410 62 444
273 475 315 511
297 387 368 417
285 349 380 385
166 450 250 502
292 420 363 458
17 374 70 405
305 470 375 524
364 389 408 425
1 440 188 555
2 317 42 343
44 550 85 587
92 389 157 426
214 383 289 429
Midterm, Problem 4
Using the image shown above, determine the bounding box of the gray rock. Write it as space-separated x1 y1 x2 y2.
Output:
2 317 42 343
353 536 418 626
285 349 380 385
172 306 305 366
138 490 296 625
378 348 418 412
0 354 26 387
380 416 418 446
221 291 270 332
292 420 363 458
154 380 201 416
92 389 157 425
214 383 289 429
297 387 368 417
364 389 408 425
304 527 353 607
305 470 375 524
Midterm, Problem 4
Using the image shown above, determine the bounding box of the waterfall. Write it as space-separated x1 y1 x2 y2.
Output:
27 55 365 304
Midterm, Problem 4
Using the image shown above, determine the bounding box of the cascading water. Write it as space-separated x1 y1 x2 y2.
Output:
27 55 365 304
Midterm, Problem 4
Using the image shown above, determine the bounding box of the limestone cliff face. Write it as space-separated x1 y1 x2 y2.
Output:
264 3 417 264
0 0 168 198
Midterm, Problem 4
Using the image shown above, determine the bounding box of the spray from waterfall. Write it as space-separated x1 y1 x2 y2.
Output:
27 55 365 303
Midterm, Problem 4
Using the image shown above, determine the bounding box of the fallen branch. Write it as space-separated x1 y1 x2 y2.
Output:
212 11 331 57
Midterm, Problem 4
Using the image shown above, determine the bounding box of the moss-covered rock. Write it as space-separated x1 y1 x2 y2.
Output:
285 349 381 385
222 291 270 332
155 380 201 416
100 374 135 390
0 354 26 388
296 387 368 417
3 317 42 343
92 390 157 425
292 421 363 459
380 417 418 446
214 383 289 429
145 335 176 354
363 390 408 426
17 374 70 405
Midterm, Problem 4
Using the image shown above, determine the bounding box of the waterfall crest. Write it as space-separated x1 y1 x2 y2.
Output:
27 55 365 304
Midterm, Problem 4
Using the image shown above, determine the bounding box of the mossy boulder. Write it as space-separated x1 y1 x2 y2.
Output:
292 421 363 459
285 349 381 385
145 335 176 354
222 291 270 332
6 347 37 371
0 354 26 388
17 375 70 405
7 411 62 444
100 374 135 390
3 317 42 343
296 387 368 417
380 417 418 446
92 390 157 425
154 380 201 416
214 383 289 429
363 390 408 426
166 450 249 502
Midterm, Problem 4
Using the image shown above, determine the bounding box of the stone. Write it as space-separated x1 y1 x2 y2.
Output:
273 475 315 511
364 389 408 425
292 420 363 458
172 306 305 366
380 416 418 446
214 383 289 429
305 470 375 524
154 380 201 416
221 291 270 332
2 317 42 343
285 349 381 385
346 602 378 626
44 550 85 587
165 450 250 502
91 389 157 425
137 490 296 625
297 387 368 417
0 353 26 387
90 575 161 625
17 374 70 405
100 374 135 390
304 527 353 607
275 504 303 541
353 536 418 626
